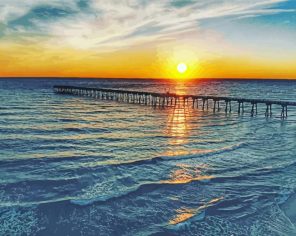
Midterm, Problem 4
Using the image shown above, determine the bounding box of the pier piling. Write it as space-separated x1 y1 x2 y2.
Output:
54 86 295 119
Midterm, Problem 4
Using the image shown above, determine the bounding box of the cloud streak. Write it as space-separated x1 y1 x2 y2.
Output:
0 0 294 51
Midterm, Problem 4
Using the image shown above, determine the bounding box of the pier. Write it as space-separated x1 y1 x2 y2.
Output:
54 85 296 119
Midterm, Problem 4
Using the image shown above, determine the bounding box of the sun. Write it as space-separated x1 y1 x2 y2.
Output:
177 63 187 74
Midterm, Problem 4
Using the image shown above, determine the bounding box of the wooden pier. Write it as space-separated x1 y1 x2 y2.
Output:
54 85 296 119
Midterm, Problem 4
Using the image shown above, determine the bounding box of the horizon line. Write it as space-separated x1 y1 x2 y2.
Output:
0 76 296 81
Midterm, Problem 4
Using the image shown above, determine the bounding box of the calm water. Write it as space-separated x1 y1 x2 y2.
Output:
0 78 296 236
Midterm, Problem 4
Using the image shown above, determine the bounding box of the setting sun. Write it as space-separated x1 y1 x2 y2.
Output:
177 63 187 74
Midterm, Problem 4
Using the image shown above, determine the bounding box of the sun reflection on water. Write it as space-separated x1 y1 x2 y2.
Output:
173 82 190 95
166 106 189 146
161 163 214 185
163 82 209 157
169 197 224 225
169 208 196 225
164 82 191 151
161 82 222 226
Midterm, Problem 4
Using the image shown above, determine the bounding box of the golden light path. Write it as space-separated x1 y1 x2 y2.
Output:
159 82 223 226
169 197 224 225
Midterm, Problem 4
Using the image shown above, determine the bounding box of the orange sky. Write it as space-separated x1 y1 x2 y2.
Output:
1 41 295 80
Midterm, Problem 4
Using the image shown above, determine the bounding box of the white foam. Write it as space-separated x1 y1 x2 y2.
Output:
0 207 41 235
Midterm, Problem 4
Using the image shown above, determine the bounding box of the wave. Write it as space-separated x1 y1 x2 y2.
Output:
0 126 112 136
58 118 77 122
0 142 248 180
0 180 201 208
63 127 85 132
70 180 204 206
161 203 296 235
110 142 248 169
0 154 111 168
0 197 71 208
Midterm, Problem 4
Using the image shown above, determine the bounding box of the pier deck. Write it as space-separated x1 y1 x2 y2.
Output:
54 85 296 118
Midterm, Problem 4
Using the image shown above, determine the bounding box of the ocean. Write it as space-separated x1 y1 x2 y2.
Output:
0 78 296 236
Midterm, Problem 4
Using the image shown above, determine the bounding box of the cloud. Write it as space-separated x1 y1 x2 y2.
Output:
0 0 294 51
0 0 77 23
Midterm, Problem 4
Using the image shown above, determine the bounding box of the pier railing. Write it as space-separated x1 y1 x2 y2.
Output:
54 85 296 119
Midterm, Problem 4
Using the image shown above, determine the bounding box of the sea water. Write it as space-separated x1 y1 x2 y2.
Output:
0 78 295 236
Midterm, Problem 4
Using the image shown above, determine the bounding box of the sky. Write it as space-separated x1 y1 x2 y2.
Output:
0 0 296 79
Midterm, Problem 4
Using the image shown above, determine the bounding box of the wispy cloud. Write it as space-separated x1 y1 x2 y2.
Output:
0 0 294 51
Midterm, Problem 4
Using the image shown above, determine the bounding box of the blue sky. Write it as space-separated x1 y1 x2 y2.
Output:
1 0 295 49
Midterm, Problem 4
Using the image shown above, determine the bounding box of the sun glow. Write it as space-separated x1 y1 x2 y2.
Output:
160 45 201 80
177 63 187 74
